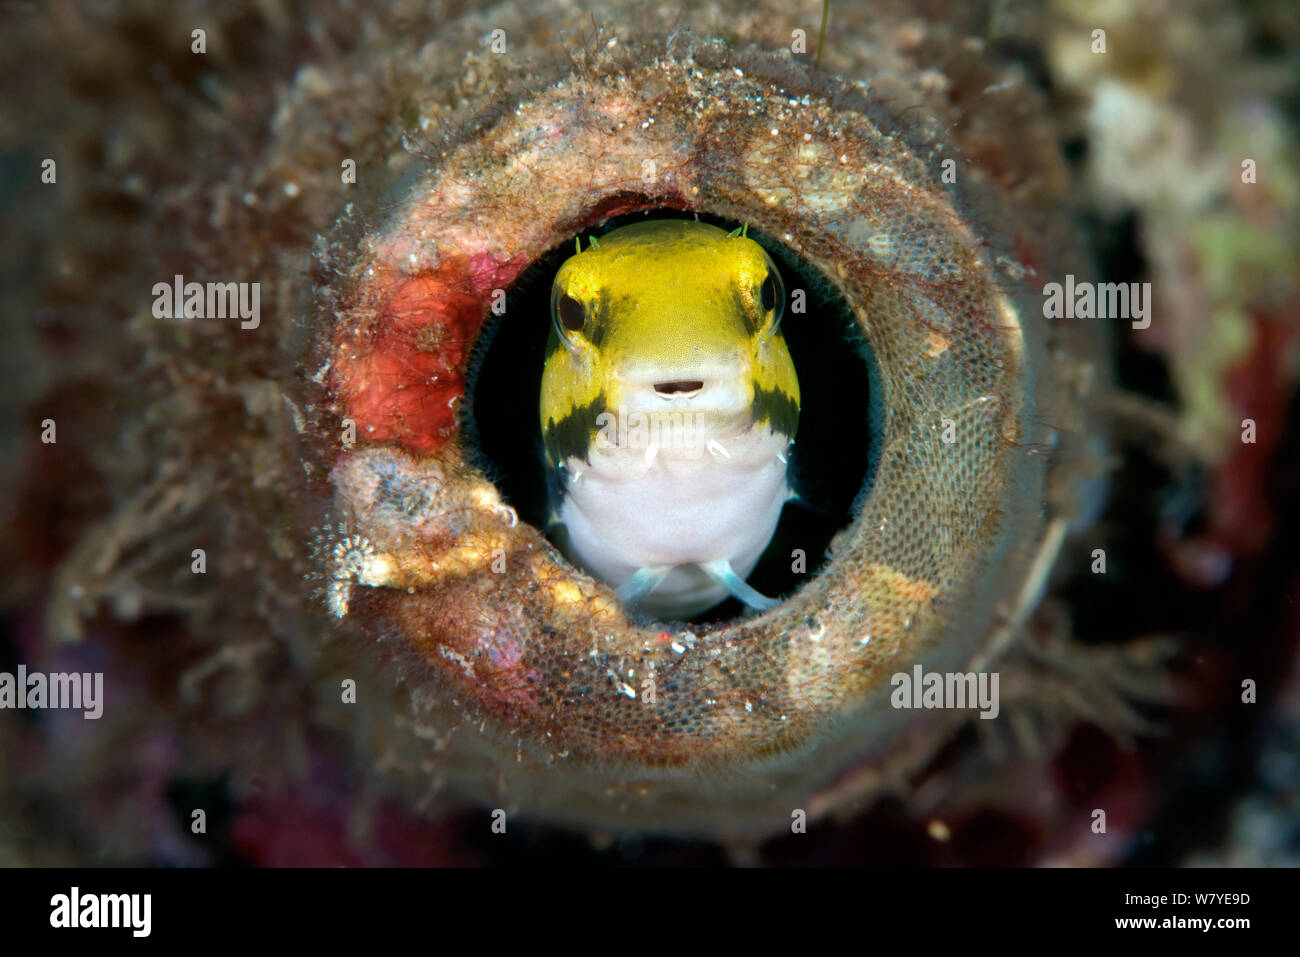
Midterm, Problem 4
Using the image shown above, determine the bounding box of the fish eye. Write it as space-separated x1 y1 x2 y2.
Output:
760 272 777 312
759 268 784 327
554 291 586 333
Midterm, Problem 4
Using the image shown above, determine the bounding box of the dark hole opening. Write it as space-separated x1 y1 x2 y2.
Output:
466 207 880 624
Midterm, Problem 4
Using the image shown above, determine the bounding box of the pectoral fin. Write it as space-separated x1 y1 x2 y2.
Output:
700 559 780 611
616 565 673 604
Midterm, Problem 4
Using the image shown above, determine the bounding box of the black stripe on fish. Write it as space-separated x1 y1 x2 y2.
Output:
752 383 799 440
542 393 608 468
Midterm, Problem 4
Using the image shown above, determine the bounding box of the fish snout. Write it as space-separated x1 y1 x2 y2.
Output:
617 353 747 409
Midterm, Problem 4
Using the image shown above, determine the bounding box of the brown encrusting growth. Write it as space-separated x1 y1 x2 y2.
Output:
314 15 1119 835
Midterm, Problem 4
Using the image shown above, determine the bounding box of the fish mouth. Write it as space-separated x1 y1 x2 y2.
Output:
619 355 747 410
653 379 705 398
615 369 751 423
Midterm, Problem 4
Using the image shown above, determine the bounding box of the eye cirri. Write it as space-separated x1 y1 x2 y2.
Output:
539 220 800 619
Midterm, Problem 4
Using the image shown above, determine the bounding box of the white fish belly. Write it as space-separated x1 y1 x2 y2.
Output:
558 426 790 617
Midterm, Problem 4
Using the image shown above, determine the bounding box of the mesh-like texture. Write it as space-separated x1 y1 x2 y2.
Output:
321 23 1079 832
